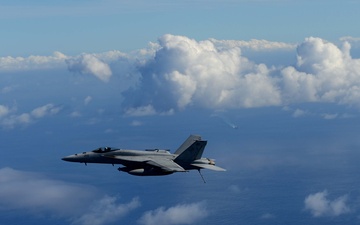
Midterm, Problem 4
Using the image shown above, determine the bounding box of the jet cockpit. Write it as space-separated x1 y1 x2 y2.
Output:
92 147 119 153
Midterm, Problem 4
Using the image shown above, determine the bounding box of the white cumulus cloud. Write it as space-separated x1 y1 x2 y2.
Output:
138 202 208 225
304 190 350 217
122 35 360 115
2 35 360 116
281 37 360 106
123 34 282 114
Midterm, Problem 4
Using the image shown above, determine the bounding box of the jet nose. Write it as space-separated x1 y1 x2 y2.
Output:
62 156 70 161
62 154 78 162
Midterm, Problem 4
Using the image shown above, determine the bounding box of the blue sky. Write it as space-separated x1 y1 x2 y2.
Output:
1 0 360 55
1 0 360 225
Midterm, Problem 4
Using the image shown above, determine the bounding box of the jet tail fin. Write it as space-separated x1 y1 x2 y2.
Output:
174 135 207 163
174 135 202 155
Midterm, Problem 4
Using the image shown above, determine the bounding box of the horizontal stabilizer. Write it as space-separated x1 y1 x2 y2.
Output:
191 163 226 171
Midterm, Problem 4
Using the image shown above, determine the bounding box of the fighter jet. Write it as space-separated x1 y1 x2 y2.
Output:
62 135 225 181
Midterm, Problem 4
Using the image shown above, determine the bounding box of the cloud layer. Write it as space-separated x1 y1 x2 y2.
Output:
2 34 360 116
0 167 208 225
0 167 94 215
0 167 140 224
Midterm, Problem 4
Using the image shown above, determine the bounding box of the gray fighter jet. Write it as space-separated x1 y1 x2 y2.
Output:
62 135 225 181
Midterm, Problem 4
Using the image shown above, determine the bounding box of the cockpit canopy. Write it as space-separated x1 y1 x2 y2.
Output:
92 147 119 153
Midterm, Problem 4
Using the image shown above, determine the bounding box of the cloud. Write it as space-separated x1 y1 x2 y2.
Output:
73 196 140 225
66 54 112 82
281 37 360 106
296 37 346 74
0 51 66 71
70 111 82 118
130 120 143 127
0 105 10 118
292 108 309 118
210 38 296 51
0 167 140 224
304 190 350 217
64 50 129 82
260 213 275 219
228 184 242 193
31 103 62 118
0 103 62 128
1 113 31 128
340 36 360 48
1 86 14 93
124 105 157 117
2 35 360 116
121 35 360 115
124 105 174 117
322 113 338 120
0 50 127 83
84 96 93 105
122 34 282 114
138 202 208 225
0 167 95 216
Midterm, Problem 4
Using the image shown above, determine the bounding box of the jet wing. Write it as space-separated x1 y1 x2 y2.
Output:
146 159 185 172
191 163 226 171
103 155 185 172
